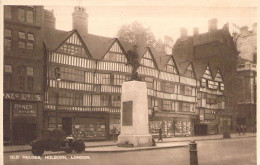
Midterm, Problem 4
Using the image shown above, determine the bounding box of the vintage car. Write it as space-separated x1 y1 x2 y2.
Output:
30 128 85 156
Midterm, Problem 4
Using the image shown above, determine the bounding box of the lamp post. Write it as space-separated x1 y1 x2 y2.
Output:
55 67 61 129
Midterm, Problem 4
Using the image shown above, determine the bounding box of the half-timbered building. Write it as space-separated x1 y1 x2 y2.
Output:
42 6 204 140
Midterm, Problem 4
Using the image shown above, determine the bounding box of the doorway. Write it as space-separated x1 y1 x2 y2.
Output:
13 123 36 145
62 117 72 136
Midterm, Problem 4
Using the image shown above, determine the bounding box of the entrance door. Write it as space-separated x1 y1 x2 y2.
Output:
26 123 36 144
13 123 36 145
62 117 72 136
13 123 26 145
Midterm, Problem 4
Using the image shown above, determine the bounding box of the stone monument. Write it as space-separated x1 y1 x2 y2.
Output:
117 46 152 147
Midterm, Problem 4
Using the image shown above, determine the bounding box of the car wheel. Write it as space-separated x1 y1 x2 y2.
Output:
32 144 44 156
74 140 85 153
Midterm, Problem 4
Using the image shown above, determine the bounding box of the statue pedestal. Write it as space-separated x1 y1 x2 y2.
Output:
117 81 152 147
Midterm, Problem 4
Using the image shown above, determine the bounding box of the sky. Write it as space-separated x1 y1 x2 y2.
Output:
44 5 257 42
1 0 258 42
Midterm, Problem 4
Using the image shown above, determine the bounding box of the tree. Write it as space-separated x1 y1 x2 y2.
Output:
117 21 156 48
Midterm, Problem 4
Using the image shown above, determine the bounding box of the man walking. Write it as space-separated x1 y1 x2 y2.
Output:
158 128 163 141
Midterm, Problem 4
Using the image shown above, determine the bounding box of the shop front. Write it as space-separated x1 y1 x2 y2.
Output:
149 116 195 137
3 92 43 145
44 111 109 141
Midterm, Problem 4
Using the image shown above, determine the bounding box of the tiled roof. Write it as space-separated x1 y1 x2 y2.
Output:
44 28 178 72
44 29 74 51
81 34 116 59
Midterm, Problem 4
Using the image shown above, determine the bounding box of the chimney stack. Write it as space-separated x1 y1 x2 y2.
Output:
180 27 187 38
72 6 88 36
193 27 199 35
44 9 56 30
164 36 173 55
208 18 218 32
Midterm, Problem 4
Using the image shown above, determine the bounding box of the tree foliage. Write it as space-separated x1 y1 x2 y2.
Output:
117 21 157 48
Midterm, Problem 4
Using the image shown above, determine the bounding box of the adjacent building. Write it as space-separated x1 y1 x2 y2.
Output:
3 6 45 145
235 24 257 131
172 19 238 133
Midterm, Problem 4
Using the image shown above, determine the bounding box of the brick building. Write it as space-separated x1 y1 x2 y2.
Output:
3 6 45 145
172 19 237 133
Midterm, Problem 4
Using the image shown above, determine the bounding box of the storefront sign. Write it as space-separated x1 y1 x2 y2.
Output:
4 92 43 101
13 103 37 118
122 101 133 126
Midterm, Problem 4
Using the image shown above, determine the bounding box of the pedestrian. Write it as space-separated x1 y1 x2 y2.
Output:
158 128 163 141
240 125 243 135
243 125 247 135
237 125 241 135
112 126 116 142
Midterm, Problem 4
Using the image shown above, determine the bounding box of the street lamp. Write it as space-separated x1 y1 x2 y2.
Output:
55 67 61 129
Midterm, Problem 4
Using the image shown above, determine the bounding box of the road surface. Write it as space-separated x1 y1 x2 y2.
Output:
4 137 256 165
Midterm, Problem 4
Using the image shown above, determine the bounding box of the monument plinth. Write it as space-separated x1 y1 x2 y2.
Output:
118 81 152 147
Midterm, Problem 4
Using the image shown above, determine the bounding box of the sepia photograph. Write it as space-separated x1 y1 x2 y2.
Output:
1 0 258 164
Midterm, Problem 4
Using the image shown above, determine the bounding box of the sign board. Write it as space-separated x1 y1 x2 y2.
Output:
122 101 133 126
4 92 43 101
13 103 37 118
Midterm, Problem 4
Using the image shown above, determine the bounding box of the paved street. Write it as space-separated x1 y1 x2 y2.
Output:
4 137 256 165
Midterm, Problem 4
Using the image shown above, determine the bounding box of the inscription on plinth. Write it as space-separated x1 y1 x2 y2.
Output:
122 101 133 126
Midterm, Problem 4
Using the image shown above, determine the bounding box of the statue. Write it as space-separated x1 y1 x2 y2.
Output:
125 45 141 81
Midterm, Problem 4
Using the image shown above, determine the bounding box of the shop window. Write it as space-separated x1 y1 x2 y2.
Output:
72 118 106 140
4 6 12 19
174 119 194 136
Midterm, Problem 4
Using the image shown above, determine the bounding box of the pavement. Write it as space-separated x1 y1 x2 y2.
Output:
3 133 256 153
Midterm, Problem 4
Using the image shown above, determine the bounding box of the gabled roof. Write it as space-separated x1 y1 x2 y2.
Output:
149 47 169 70
44 29 74 51
81 34 116 60
173 55 192 76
